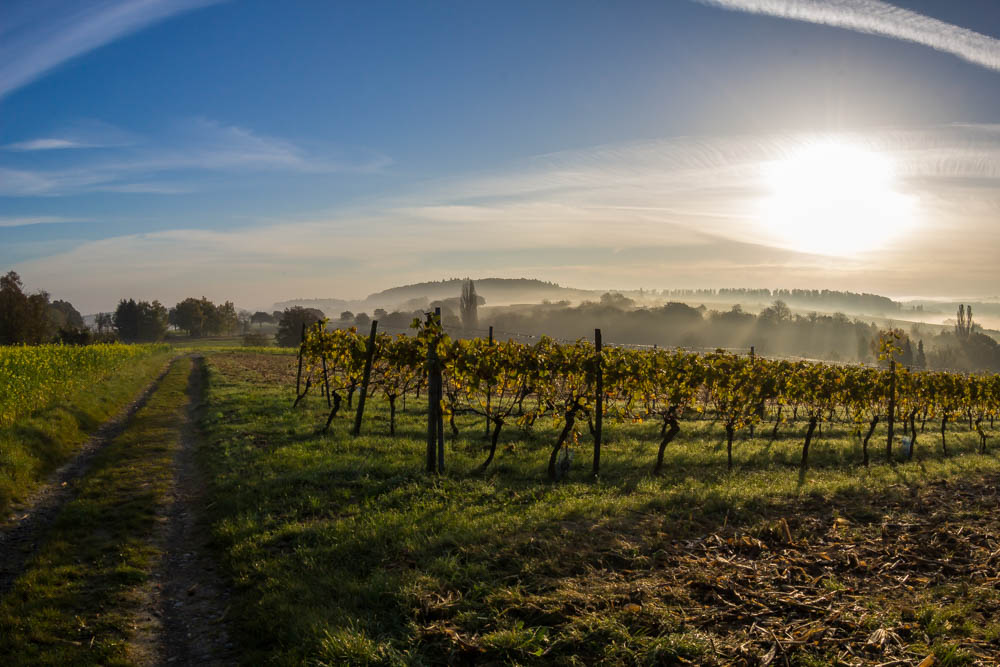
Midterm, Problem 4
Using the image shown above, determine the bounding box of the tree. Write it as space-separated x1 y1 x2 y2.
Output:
915 339 927 369
49 299 85 330
276 307 325 347
956 304 974 339
115 299 142 342
169 297 240 336
169 297 209 336
251 311 273 327
49 299 89 344
599 292 635 309
0 271 53 344
901 338 914 367
114 299 168 342
760 300 792 323
460 279 479 330
215 301 239 335
373 308 388 320
238 309 252 334
95 312 113 335
354 312 371 328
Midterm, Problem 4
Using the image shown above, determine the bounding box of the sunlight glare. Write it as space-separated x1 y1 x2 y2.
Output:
759 139 915 256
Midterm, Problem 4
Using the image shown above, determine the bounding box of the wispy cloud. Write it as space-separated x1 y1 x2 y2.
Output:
12 124 1000 309
696 0 1000 72
0 215 88 227
0 117 390 196
0 0 224 100
4 138 94 151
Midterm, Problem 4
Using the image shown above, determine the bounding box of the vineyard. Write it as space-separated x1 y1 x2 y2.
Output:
297 318 1000 479
0 343 171 428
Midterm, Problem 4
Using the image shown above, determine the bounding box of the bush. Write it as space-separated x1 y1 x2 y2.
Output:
55 327 93 345
242 331 270 347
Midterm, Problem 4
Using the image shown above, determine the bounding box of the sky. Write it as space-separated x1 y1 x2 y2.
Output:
2 0 1000 313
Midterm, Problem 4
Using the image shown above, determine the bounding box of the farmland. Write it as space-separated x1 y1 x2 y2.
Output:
0 343 170 428
197 350 1000 665
1 344 999 665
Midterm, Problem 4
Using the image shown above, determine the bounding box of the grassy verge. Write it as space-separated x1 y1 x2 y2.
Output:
199 352 1000 665
0 350 174 515
0 357 192 666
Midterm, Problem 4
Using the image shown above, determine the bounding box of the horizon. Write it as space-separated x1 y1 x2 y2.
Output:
3 1 1000 313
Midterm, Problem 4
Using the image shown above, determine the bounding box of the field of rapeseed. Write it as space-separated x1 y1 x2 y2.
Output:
0 344 170 428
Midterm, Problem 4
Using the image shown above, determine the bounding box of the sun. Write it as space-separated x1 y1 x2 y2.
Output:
759 139 915 256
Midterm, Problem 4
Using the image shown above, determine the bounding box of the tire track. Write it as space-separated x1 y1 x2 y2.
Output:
129 356 238 665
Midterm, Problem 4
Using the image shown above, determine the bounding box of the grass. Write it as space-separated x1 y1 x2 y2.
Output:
197 352 1000 665
166 332 296 354
0 357 193 666
0 348 173 514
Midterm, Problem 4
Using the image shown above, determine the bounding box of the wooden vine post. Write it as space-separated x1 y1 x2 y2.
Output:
485 325 493 437
749 346 756 438
426 309 444 473
352 320 379 436
321 355 332 408
294 321 306 397
886 359 896 462
436 308 445 472
425 312 437 473
592 328 603 477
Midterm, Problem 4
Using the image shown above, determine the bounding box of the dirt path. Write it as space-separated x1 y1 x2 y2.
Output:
0 358 176 597
1 356 237 664
129 356 238 665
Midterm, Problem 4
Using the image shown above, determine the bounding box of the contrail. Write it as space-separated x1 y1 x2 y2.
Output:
0 0 224 100
697 0 1000 72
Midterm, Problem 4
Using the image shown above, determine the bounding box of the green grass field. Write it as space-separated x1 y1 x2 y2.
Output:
196 352 1000 665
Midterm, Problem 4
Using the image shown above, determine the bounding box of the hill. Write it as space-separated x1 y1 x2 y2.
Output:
273 278 598 315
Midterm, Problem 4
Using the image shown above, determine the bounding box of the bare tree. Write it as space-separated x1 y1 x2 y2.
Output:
460 278 478 331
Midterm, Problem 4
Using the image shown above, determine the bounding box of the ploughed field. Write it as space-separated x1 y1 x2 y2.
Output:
198 351 1000 665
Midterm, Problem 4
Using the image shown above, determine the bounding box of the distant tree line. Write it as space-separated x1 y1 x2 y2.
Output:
660 287 901 313
0 270 261 345
4 269 997 371
109 296 243 342
327 290 1000 373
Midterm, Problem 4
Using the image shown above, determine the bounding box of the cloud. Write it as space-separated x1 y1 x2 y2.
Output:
696 0 1000 72
0 215 88 227
0 0 224 100
0 117 390 196
3 138 94 151
13 124 1000 310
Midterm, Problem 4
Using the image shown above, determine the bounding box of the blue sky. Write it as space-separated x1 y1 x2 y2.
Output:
3 0 1000 312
